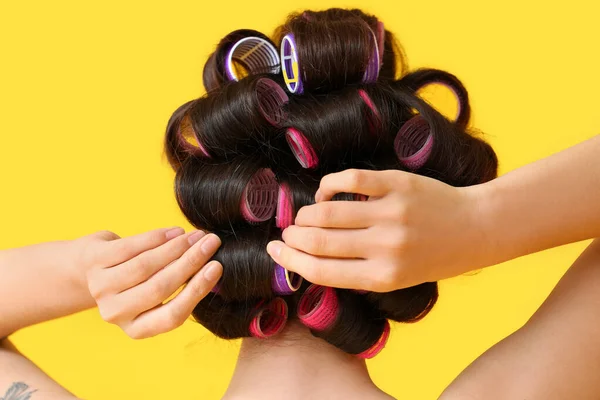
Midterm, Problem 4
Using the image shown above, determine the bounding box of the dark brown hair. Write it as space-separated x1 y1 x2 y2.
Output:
164 8 497 356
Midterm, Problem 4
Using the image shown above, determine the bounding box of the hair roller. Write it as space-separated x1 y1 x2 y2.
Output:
272 264 303 295
285 128 319 169
298 286 389 357
358 89 382 135
249 297 289 339
298 285 340 330
192 294 265 339
240 168 278 224
388 87 497 186
256 78 289 127
284 87 382 171
276 183 294 229
188 75 287 159
176 157 277 231
357 319 390 359
278 10 381 93
203 30 280 93
394 115 434 170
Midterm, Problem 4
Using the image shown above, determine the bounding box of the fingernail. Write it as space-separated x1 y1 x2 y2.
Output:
187 230 206 245
315 189 322 202
203 262 223 282
267 241 283 258
201 234 221 254
166 227 185 240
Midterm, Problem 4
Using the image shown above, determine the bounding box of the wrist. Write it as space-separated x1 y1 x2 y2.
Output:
462 181 503 269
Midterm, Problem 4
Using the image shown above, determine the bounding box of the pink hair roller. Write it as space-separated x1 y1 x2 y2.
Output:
177 114 211 158
298 285 339 331
249 297 289 339
240 168 278 223
276 183 294 229
256 78 289 127
272 264 303 295
357 319 390 359
394 115 434 170
358 89 381 135
286 128 319 169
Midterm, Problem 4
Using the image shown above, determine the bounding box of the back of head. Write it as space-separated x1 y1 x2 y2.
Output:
164 8 498 358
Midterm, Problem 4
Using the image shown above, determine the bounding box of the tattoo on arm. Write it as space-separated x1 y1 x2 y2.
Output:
1 382 37 400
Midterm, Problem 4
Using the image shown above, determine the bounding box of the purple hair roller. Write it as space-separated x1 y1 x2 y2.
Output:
225 37 280 82
256 78 289 127
272 264 303 295
362 27 381 84
240 168 278 223
394 115 434 170
281 33 304 94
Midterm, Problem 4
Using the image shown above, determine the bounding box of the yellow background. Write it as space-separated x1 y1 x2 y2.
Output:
1 1 599 399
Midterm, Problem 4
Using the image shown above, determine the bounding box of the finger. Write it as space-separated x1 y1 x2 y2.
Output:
115 233 222 318
295 201 379 228
282 226 367 259
102 227 186 268
124 261 223 339
316 169 394 202
267 240 382 291
102 230 207 294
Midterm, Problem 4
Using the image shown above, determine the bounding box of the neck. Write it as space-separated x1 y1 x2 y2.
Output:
223 322 392 400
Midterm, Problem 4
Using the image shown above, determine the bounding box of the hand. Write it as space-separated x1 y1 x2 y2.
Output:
83 228 222 339
267 169 489 291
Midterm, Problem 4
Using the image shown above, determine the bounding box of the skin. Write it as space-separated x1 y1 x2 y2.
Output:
223 322 393 400
0 228 222 399
2 135 600 398
267 135 600 291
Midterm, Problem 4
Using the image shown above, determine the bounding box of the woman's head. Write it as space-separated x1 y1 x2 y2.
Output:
164 8 497 358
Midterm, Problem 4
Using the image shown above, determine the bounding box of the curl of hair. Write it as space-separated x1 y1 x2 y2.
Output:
166 8 498 355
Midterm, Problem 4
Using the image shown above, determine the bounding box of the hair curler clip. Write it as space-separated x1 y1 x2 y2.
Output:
272 264 303 295
276 183 293 229
256 78 289 127
178 113 211 158
281 33 304 94
226 37 280 82
362 27 381 84
249 297 289 339
241 168 278 223
394 115 434 170
298 285 339 331
286 128 319 169
357 319 390 359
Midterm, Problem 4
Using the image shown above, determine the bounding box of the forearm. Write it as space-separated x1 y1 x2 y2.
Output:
475 134 600 265
0 339 77 399
0 241 95 338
